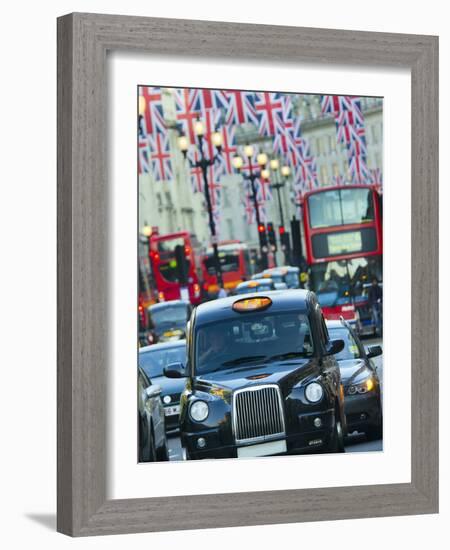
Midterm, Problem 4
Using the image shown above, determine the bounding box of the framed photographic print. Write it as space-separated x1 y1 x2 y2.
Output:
57 13 438 536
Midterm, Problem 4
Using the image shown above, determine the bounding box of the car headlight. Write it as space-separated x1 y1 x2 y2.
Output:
347 377 375 395
189 400 209 422
305 382 324 403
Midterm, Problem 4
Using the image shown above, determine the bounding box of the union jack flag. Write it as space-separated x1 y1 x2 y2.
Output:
243 192 256 225
242 181 268 224
332 174 345 186
138 87 166 135
348 154 371 184
198 89 229 117
224 90 259 126
254 92 285 137
148 132 172 181
370 168 383 186
218 124 237 174
272 95 296 156
138 134 151 174
174 88 201 144
190 151 204 193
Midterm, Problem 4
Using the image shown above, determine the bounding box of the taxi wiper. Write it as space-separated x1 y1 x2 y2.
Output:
221 355 267 367
267 351 310 362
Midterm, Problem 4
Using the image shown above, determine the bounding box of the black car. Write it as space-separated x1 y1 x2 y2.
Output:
164 290 346 460
326 319 383 440
147 300 192 345
139 340 187 433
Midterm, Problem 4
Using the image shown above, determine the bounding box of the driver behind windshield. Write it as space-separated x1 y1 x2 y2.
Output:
196 313 314 375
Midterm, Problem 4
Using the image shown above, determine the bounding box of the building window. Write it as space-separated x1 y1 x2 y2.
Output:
320 165 329 185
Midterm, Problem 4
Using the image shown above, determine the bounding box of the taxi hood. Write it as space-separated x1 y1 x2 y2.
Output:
194 358 316 393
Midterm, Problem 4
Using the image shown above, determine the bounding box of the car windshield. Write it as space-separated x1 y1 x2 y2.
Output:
285 271 299 288
139 345 187 378
237 283 272 294
150 304 188 326
194 311 314 375
327 326 361 360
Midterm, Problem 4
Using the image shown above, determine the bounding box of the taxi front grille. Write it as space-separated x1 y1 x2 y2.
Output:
232 385 285 444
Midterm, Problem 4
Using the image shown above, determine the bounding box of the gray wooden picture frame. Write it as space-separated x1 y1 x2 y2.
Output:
57 12 438 537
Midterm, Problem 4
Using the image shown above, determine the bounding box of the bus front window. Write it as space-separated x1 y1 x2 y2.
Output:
308 188 374 229
311 257 382 307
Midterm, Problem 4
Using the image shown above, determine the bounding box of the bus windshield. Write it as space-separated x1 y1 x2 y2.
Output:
204 251 239 274
308 187 374 229
156 237 191 282
311 257 382 308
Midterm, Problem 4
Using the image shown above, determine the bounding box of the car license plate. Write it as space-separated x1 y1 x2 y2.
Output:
164 405 180 416
237 440 287 458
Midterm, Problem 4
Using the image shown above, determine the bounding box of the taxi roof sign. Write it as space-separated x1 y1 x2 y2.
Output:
232 297 272 313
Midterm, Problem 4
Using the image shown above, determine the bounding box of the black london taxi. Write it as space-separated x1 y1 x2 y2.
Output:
164 290 347 460
326 318 383 440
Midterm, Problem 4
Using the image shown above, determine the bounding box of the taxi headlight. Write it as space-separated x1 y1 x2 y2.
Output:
189 400 209 422
305 382 324 403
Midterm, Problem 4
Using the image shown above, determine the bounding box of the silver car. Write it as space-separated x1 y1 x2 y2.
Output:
138 367 169 462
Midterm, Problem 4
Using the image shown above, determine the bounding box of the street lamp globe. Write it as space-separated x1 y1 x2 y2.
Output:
194 119 205 137
261 168 270 180
177 135 189 155
211 131 223 149
270 158 280 171
281 165 291 177
257 152 268 167
244 144 254 158
142 224 152 238
138 95 146 116
232 155 244 171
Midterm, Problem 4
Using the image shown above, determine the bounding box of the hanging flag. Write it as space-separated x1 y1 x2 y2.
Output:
219 124 237 174
254 92 285 137
321 94 371 185
138 87 166 135
148 132 172 181
138 134 151 174
224 90 259 126
174 88 202 144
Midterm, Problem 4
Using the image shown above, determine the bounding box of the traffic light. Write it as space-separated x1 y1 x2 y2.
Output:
174 244 189 285
258 223 268 250
267 222 277 253
290 217 304 267
279 226 290 252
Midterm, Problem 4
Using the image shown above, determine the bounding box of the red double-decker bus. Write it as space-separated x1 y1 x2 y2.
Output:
201 240 254 297
302 184 383 331
149 231 203 305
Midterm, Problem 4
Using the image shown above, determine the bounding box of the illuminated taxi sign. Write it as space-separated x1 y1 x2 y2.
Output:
232 297 272 313
248 281 259 287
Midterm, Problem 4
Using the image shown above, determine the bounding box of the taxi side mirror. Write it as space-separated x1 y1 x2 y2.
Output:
326 339 345 356
164 362 186 379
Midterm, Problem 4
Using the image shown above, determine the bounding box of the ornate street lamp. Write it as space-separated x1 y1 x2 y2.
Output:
178 119 224 288
233 145 270 269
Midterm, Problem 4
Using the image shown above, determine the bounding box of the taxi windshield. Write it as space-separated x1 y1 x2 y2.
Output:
194 311 314 375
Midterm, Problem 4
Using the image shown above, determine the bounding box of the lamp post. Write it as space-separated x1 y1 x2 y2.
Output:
265 159 292 264
233 145 269 269
178 120 224 289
